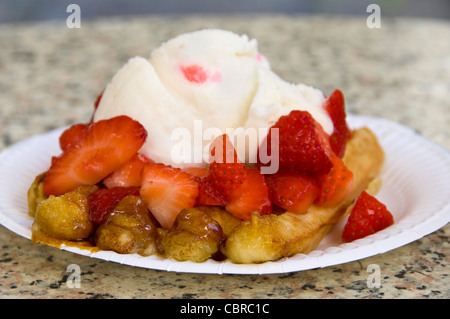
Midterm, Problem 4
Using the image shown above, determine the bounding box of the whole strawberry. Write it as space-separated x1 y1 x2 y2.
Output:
342 191 394 242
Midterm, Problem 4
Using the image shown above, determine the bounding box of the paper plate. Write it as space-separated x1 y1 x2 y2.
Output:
0 115 449 274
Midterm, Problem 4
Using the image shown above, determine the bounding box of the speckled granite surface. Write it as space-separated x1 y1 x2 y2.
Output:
0 14 449 299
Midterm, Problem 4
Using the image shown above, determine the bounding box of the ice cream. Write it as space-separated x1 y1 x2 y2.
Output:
93 29 333 168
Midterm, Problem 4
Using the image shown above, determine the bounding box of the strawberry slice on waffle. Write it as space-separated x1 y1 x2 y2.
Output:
140 163 199 229
266 172 319 215
44 115 147 196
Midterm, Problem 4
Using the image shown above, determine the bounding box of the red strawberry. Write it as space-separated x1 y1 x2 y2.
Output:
183 167 210 179
259 110 334 176
88 186 140 224
266 172 319 214
206 134 247 201
44 116 147 197
90 89 104 122
225 167 272 220
324 89 351 158
315 155 354 207
103 154 151 188
59 123 89 152
140 163 199 229
342 191 394 242
196 179 226 206
209 133 239 164
93 90 104 110
183 167 225 206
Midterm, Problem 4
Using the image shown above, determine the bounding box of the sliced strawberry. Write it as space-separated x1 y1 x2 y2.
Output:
59 123 89 152
103 154 151 188
324 89 351 158
206 134 247 201
259 110 334 176
140 163 199 229
93 90 104 110
88 186 140 224
209 133 239 164
266 172 319 214
225 167 272 220
183 167 225 206
315 155 354 207
44 116 147 196
183 167 210 179
342 191 394 242
90 89 104 122
196 179 226 206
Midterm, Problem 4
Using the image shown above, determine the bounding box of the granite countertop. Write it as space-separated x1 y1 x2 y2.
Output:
0 14 448 299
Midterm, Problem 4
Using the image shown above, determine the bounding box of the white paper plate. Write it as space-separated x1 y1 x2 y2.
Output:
0 115 449 274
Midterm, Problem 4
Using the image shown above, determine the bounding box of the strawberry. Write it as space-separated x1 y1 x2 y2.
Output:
88 186 140 224
103 154 151 188
140 163 199 229
342 191 394 242
93 90 104 110
59 123 88 152
324 89 351 158
90 89 104 122
44 116 147 197
225 167 272 220
259 110 334 176
183 167 225 206
209 133 239 164
315 155 354 208
266 172 319 214
206 134 247 201
183 167 210 179
196 179 226 206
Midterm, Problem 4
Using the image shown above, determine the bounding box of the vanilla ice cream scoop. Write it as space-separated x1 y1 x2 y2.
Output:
93 29 333 168
150 29 262 129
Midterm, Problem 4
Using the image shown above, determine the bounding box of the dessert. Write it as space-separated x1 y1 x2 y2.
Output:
27 29 394 264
